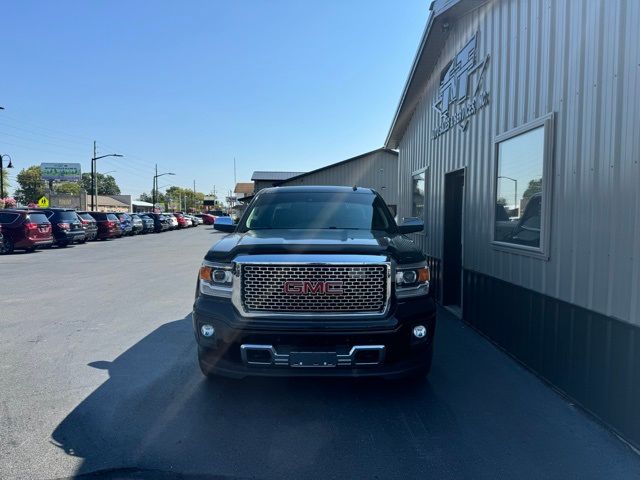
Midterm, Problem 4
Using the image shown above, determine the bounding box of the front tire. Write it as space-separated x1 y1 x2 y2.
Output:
0 238 14 254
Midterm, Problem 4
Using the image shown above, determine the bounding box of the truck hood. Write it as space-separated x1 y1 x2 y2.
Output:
204 229 425 264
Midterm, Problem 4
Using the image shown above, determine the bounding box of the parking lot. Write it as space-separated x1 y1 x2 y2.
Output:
1 226 639 479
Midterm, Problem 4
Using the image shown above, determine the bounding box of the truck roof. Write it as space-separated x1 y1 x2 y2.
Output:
258 185 376 195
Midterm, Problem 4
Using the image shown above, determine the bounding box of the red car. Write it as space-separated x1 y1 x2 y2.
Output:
195 214 215 225
173 212 188 228
87 212 123 240
0 209 54 254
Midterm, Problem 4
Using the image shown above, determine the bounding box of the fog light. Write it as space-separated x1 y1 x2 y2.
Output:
201 324 215 337
413 325 427 339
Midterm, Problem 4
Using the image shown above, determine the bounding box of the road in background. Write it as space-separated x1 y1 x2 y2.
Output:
1 227 639 479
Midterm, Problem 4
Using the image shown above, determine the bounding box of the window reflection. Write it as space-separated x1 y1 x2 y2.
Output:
494 126 544 248
412 171 425 219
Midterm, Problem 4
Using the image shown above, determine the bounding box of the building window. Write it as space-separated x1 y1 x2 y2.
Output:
492 114 553 257
411 170 425 219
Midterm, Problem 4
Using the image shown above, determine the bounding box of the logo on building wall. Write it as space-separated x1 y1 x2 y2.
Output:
431 33 490 139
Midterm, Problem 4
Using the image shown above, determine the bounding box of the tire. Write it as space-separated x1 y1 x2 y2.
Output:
0 237 14 255
58 241 69 248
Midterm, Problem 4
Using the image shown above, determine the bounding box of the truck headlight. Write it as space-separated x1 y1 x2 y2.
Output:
199 261 233 297
395 263 429 298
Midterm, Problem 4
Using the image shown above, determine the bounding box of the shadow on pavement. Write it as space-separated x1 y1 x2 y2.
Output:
51 311 640 480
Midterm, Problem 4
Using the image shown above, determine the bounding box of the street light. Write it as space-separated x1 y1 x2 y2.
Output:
0 154 14 199
91 142 123 210
153 165 175 211
498 175 518 212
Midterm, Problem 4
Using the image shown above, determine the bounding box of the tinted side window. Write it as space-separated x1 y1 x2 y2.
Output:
0 212 20 224
107 214 119 221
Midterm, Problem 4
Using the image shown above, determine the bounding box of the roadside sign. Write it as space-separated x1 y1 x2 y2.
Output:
41 163 82 181
38 196 49 208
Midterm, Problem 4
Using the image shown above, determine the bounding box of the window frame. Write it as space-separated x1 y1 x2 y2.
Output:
410 166 428 234
490 113 554 260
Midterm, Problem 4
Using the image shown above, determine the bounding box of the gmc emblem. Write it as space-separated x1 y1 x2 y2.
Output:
283 280 344 295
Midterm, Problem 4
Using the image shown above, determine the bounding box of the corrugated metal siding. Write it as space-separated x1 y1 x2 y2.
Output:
279 150 399 206
397 0 640 325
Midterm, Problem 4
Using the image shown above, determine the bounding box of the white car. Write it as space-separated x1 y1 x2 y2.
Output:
164 213 178 229
186 214 200 226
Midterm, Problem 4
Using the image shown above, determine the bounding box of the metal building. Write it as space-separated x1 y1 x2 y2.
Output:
387 0 640 447
251 171 305 193
276 148 399 214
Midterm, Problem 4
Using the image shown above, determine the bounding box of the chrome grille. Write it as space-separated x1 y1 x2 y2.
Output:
241 264 387 314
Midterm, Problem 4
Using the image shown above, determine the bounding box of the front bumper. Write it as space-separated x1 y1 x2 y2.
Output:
193 294 436 378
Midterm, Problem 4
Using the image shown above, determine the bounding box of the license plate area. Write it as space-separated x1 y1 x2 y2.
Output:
289 351 337 368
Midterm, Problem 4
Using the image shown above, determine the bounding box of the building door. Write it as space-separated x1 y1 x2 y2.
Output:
442 169 465 313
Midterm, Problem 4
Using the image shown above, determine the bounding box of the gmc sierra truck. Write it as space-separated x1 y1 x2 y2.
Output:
193 186 437 379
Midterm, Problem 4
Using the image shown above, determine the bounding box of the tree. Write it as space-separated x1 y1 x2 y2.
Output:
56 182 82 195
14 166 46 204
81 173 121 195
522 178 542 200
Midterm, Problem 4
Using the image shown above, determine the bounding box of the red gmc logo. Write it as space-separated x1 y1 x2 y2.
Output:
283 280 344 295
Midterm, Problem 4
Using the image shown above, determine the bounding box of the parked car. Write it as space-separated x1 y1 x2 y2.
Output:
172 212 188 228
147 213 171 233
76 212 98 242
194 186 435 379
164 213 179 230
88 212 123 240
186 214 200 226
40 208 86 247
194 213 215 225
130 214 144 235
114 212 133 236
136 213 155 234
0 209 54 253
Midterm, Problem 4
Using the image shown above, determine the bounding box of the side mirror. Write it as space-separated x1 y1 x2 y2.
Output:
398 217 424 234
214 222 236 233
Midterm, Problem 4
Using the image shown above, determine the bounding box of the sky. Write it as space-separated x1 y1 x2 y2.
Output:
1 0 429 201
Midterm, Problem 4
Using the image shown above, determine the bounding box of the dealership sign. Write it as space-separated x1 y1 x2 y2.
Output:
41 163 82 181
431 33 490 139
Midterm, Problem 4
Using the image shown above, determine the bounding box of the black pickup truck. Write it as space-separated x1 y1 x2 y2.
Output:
193 186 436 379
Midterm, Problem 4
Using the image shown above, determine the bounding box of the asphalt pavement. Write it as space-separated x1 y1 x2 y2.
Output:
1 226 639 479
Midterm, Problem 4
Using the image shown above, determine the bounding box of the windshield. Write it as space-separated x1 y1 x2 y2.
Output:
239 192 396 232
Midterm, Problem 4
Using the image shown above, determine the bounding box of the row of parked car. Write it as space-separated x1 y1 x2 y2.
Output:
0 208 211 254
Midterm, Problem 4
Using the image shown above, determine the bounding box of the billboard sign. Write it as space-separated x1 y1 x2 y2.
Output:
41 163 82 181
203 196 217 206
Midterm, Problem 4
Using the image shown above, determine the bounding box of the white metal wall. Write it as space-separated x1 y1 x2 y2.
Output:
280 150 399 207
397 0 640 325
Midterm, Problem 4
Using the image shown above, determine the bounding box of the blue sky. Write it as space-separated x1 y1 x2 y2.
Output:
1 0 428 199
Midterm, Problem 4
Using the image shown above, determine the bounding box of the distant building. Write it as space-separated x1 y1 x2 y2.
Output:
251 171 305 192
131 200 154 213
95 195 129 213
275 148 398 215
234 182 255 199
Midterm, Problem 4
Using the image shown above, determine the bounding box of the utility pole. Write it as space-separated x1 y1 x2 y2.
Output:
91 141 123 211
153 165 175 213
153 164 157 211
233 158 237 187
92 141 96 210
